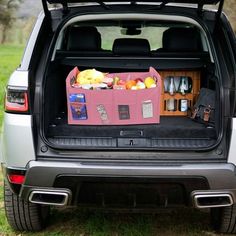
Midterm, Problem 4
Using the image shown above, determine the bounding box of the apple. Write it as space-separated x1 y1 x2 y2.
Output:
135 78 143 83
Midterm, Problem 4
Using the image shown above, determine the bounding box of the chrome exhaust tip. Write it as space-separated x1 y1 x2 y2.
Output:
29 190 70 206
193 193 233 209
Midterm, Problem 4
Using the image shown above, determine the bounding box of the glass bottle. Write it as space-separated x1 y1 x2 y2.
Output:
168 77 176 96
179 77 188 95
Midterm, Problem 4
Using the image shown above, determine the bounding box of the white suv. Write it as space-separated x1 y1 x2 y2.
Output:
1 0 236 233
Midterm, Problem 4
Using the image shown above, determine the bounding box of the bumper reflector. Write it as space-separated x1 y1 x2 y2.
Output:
8 174 25 185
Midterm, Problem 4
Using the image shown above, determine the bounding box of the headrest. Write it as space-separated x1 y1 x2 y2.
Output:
67 26 101 51
162 28 201 52
112 38 150 56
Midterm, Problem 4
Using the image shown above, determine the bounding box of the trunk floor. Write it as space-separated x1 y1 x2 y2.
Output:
47 114 216 139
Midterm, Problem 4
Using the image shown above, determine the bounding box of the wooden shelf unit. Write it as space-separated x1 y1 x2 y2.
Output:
159 71 201 116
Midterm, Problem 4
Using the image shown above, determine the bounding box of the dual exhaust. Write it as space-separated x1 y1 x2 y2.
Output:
193 192 234 209
28 189 234 208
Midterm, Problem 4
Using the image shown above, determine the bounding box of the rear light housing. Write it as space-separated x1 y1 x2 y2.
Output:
7 174 25 185
5 86 29 113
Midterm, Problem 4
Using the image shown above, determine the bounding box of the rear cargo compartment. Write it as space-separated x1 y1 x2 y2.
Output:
43 63 218 150
41 18 220 150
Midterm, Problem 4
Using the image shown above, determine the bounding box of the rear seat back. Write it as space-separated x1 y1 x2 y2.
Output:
156 27 202 52
112 38 151 56
67 26 102 51
56 26 112 58
56 27 206 61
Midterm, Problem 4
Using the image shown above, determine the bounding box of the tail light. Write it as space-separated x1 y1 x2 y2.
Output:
5 86 29 113
8 174 25 185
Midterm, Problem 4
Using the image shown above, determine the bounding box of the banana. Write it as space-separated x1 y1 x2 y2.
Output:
77 69 104 85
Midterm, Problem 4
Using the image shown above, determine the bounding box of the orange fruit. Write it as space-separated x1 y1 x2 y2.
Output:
126 80 136 90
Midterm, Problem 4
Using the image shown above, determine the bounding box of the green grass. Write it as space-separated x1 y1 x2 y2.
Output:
0 44 24 125
0 44 227 236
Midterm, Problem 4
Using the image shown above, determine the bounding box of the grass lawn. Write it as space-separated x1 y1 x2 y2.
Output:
0 45 24 125
0 44 225 236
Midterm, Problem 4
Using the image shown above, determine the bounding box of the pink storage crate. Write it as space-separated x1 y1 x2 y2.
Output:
66 67 161 125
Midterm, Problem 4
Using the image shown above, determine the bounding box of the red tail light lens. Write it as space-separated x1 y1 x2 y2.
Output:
8 174 25 185
5 86 29 112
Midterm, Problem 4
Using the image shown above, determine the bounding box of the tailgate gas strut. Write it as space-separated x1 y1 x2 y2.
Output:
213 0 225 33
41 0 53 32
215 0 225 24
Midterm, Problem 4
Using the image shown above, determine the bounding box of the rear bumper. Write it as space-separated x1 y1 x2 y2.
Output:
6 161 235 208
21 161 236 188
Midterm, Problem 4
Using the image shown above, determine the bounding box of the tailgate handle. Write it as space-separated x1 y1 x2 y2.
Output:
120 130 143 137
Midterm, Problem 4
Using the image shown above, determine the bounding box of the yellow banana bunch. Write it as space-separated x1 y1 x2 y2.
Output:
77 69 105 85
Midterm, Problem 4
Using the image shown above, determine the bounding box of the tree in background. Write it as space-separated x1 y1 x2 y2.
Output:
223 0 236 32
0 0 21 44
0 0 235 45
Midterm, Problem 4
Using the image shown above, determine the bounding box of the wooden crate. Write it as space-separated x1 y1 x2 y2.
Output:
159 71 201 116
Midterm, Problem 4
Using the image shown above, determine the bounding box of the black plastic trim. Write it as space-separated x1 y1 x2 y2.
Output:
56 57 207 70
53 175 209 206
47 137 216 150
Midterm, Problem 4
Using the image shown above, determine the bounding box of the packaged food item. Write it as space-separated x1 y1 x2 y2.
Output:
92 83 108 90
113 85 126 90
118 105 130 120
69 93 85 103
71 103 88 120
96 104 109 123
81 84 93 90
142 100 153 118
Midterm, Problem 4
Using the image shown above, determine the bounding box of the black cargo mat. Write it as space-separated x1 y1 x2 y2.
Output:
47 115 216 140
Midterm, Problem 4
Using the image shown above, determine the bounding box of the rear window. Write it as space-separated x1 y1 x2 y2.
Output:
58 20 203 52
97 26 169 50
